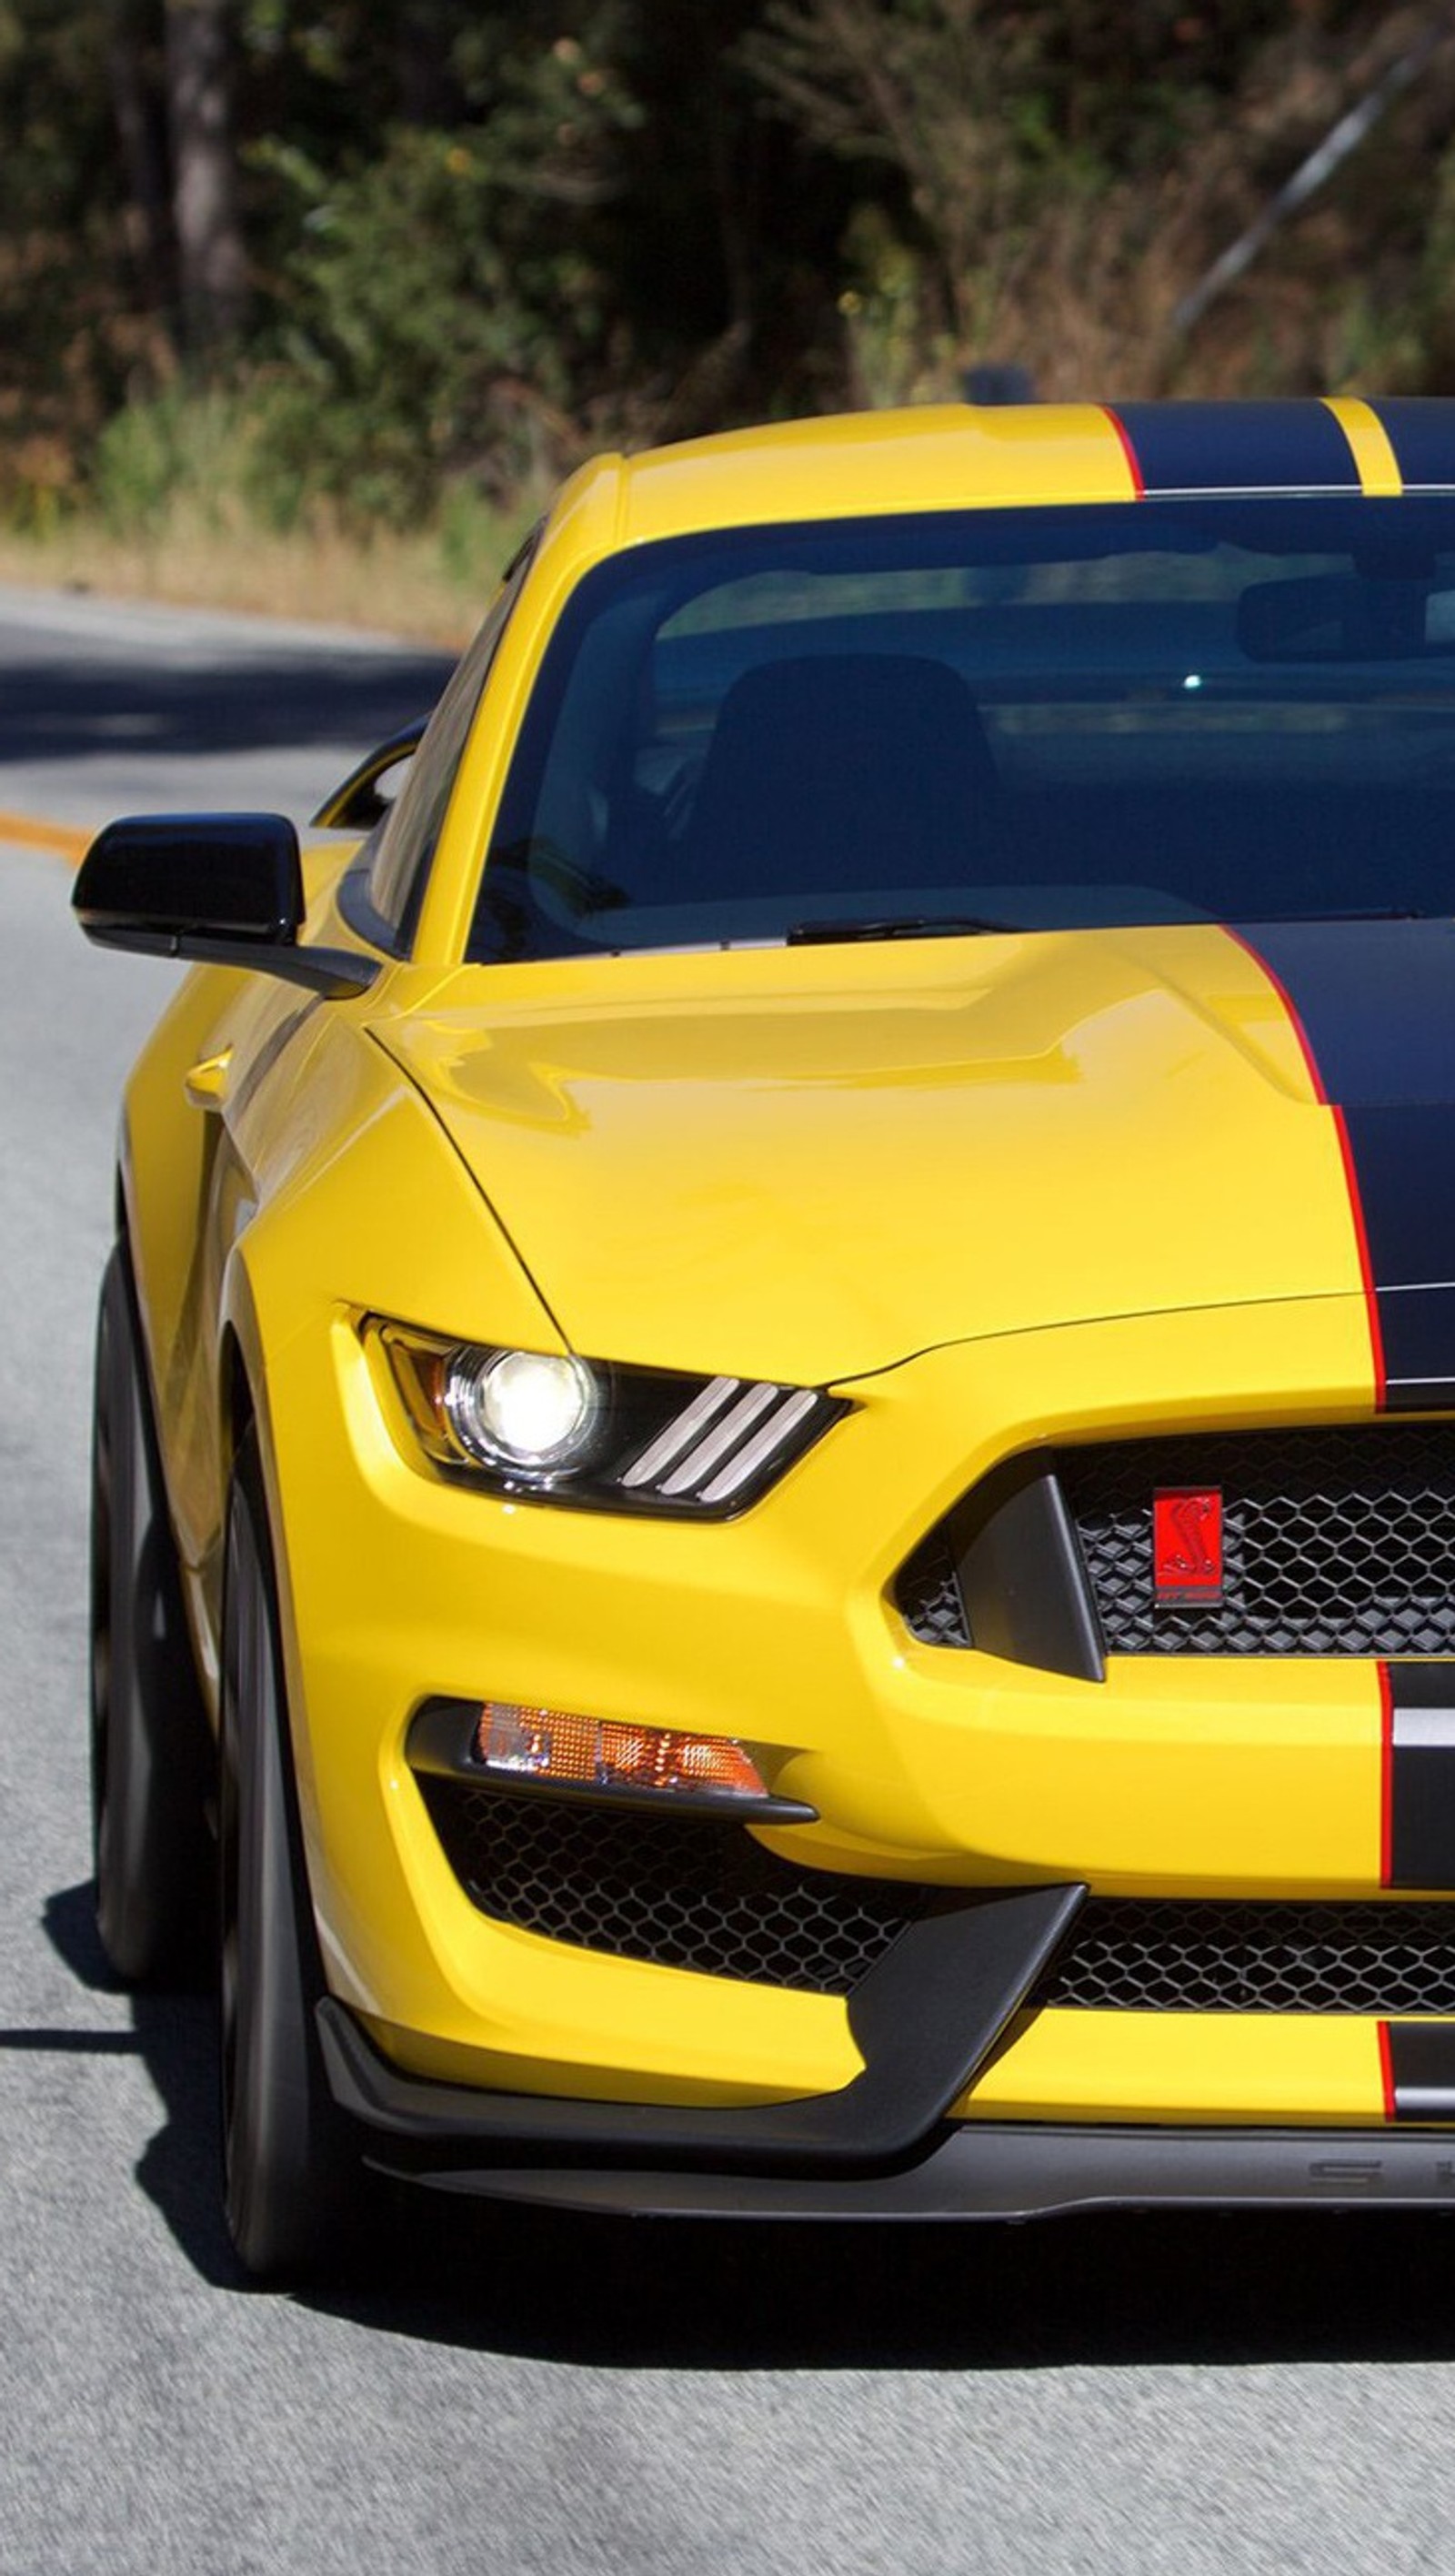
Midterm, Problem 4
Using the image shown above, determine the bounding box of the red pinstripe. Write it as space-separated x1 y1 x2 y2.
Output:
1225 927 1387 1408
1099 406 1145 498
1378 2018 1397 2122
1378 1659 1395 1887
1331 1103 1388 1406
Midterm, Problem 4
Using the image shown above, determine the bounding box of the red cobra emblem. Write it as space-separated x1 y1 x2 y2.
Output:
1153 1488 1223 1600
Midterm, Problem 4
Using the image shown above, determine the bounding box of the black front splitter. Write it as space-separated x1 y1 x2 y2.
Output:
378 2121 1455 2222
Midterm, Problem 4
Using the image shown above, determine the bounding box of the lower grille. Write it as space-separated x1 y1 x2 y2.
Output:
1041 1898 1455 2014
418 1776 927 1994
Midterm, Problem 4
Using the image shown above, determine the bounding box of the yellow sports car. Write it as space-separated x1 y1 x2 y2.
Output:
76 397 1455 2277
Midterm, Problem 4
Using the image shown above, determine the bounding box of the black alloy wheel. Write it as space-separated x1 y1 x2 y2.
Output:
218 1431 360 2279
89 1242 210 1984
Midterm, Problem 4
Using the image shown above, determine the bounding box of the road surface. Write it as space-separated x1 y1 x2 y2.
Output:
0 582 1451 2576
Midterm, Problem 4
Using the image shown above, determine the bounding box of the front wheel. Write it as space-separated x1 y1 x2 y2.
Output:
218 1432 358 2279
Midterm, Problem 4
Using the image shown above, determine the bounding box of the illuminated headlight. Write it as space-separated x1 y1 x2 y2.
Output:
372 1322 847 1514
444 1348 597 1473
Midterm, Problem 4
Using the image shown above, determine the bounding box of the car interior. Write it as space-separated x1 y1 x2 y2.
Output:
467 505 1455 961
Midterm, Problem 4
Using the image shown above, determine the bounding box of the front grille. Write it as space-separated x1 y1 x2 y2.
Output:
1065 1426 1455 1655
898 1424 1455 1657
418 1776 927 1994
1041 1897 1455 2013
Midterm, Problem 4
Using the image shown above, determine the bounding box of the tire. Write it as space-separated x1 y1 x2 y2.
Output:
90 1242 210 1985
218 1431 358 2280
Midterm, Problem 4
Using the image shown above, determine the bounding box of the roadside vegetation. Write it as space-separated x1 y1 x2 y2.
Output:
2 2 1454 638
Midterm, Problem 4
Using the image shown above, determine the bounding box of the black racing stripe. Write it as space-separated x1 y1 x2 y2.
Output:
1386 2018 1455 2120
1387 1665 1455 1890
1239 923 1455 1105
1341 1112 1455 1409
1369 398 1455 489
1370 1288 1455 1414
1113 400 1360 496
1239 922 1455 1410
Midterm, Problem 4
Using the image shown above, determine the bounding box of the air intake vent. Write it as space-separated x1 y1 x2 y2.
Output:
418 1778 928 1993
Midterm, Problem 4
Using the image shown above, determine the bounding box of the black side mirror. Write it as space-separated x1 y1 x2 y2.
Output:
74 813 378 998
311 719 427 831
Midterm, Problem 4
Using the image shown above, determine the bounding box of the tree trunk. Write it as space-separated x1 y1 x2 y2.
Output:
105 0 175 328
165 0 247 360
396 1 457 126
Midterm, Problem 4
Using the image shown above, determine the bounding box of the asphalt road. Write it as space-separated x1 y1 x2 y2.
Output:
4 583 1455 2576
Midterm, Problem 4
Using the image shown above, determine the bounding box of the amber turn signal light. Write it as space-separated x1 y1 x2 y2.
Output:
405 1696 819 1823
474 1702 767 1799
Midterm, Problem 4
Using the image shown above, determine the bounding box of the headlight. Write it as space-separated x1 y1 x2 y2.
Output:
372 1322 846 1515
444 1347 597 1473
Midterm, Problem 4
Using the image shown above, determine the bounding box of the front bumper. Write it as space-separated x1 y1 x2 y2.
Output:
256 1283 1415 2126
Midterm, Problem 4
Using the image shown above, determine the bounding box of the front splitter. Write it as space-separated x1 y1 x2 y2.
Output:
376 2120 1455 2221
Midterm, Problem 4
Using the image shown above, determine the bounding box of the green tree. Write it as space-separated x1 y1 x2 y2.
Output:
250 12 644 523
740 0 1059 368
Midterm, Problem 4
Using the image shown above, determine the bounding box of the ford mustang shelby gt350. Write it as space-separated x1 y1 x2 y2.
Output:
75 397 1455 2276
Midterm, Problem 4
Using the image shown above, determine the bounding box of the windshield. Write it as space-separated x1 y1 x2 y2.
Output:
467 498 1455 961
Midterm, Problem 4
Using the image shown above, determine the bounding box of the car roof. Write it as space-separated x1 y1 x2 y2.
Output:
550 397 1455 553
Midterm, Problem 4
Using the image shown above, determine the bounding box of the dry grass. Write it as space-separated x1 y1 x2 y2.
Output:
0 500 530 646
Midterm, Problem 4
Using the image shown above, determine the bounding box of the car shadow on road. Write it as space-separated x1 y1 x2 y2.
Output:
43 1877 1455 2366
44 1879 239 2289
321 2187 1455 2375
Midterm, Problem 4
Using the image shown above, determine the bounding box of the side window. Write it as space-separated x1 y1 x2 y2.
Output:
364 535 537 948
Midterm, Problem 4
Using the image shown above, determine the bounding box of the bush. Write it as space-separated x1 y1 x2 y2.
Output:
89 387 257 537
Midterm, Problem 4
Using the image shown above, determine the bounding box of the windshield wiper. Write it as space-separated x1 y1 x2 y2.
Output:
786 913 1015 946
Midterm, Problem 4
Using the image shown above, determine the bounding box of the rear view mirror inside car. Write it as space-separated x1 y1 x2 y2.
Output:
1238 569 1455 659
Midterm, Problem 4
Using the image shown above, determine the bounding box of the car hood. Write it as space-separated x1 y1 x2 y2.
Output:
375 924 1373 1385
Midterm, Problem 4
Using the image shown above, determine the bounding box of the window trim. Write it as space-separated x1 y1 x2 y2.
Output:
339 524 542 961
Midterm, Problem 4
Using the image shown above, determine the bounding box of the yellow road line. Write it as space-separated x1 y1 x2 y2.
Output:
0 810 91 863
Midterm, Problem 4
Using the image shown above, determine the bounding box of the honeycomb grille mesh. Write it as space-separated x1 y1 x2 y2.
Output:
895 1526 969 1646
1042 1898 1455 2013
418 1777 926 1993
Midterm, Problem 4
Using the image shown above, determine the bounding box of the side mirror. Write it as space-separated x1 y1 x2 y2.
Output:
74 813 378 998
311 719 426 831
